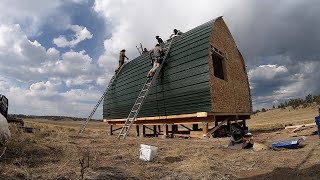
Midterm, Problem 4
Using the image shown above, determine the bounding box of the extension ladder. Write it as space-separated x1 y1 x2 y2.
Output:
79 63 126 134
117 38 177 139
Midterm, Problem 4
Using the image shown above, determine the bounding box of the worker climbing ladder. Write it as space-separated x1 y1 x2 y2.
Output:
118 37 177 139
79 63 126 134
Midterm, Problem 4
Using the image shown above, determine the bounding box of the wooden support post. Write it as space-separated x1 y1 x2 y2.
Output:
192 124 199 131
242 119 246 128
142 125 146 137
164 124 169 136
202 121 208 138
207 118 230 137
109 125 113 135
172 125 178 134
136 125 140 136
153 125 157 137
158 125 161 134
227 119 231 133
214 116 218 127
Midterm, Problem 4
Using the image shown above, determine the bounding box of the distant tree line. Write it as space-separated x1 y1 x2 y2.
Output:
8 114 100 121
254 94 320 114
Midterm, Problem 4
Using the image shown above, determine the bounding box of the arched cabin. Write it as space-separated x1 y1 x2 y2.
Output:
104 17 252 137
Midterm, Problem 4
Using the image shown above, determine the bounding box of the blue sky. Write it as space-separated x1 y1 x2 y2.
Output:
0 0 319 119
32 0 107 60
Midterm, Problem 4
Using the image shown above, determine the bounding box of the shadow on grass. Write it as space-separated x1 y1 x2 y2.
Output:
94 166 138 180
240 142 320 180
239 163 320 180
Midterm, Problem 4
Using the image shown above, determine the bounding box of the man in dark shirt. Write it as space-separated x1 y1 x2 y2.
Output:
170 29 182 38
155 36 164 44
116 49 128 72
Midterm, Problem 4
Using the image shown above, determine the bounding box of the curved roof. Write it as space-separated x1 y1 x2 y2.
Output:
104 18 217 119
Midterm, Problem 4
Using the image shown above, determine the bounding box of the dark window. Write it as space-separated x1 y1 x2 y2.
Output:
212 52 225 80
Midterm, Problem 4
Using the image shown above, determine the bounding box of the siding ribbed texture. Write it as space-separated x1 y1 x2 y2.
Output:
103 19 215 119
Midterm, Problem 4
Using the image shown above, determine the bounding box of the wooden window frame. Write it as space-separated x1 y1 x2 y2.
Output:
211 47 227 81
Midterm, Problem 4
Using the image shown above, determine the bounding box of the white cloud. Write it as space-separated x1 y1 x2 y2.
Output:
0 0 68 36
4 85 102 117
0 23 101 86
53 25 93 48
0 23 105 118
94 0 239 73
0 24 53 81
248 64 288 80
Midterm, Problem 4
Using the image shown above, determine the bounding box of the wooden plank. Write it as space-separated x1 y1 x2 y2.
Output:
207 118 230 137
111 127 122 132
180 124 192 131
207 112 251 116
107 112 207 121
107 117 215 125
285 123 316 130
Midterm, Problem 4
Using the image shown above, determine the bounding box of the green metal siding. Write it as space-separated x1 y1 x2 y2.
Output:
103 19 215 119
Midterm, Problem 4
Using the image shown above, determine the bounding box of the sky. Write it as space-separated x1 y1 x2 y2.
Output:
0 0 319 118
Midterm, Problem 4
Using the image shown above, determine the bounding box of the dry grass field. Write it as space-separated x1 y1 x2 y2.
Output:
1 106 320 180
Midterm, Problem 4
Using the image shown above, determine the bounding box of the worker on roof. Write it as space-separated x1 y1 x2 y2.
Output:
170 29 182 38
155 36 164 44
142 48 148 54
116 49 129 72
147 44 165 78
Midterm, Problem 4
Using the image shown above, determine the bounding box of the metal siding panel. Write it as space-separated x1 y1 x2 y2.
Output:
103 19 215 119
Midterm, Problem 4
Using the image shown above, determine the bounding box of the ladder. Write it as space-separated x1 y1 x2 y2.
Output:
117 38 176 139
79 63 126 134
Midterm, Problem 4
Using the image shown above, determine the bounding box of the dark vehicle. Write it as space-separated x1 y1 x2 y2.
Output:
0 94 24 127
0 94 8 119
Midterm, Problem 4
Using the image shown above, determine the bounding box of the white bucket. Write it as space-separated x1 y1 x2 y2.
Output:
139 144 158 162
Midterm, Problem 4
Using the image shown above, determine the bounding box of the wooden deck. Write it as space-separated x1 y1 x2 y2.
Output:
105 112 250 138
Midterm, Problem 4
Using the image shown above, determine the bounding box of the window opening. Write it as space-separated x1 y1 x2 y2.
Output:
212 48 225 80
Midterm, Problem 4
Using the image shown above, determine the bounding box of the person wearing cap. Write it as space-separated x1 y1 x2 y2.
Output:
155 36 164 44
170 29 182 38
142 48 148 54
242 133 254 149
147 44 165 78
116 49 129 72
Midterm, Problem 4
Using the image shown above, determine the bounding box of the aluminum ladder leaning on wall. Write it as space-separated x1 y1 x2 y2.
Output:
117 36 178 139
79 63 127 134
